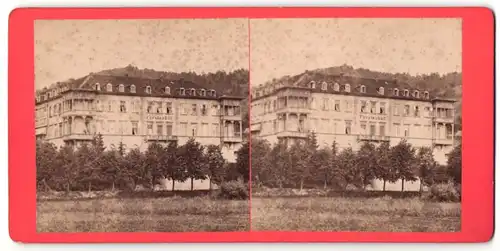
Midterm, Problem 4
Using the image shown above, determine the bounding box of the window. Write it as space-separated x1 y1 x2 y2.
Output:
106 83 113 92
414 106 420 117
424 91 430 99
393 104 400 116
180 88 185 95
156 102 162 113
404 124 410 137
147 102 153 113
424 107 431 117
201 104 207 116
119 84 124 93
333 83 340 91
166 123 173 136
200 89 206 96
334 100 340 111
345 121 352 134
322 98 328 111
360 85 366 93
191 123 198 137
360 122 367 135
157 124 163 135
130 85 136 93
120 101 126 113
321 82 327 90
108 101 112 112
393 123 400 136
379 123 386 136
273 100 277 111
212 123 220 136
165 87 171 94
393 88 399 96
414 91 420 98
309 81 316 89
404 89 409 97
210 89 216 96
147 122 153 135
379 102 386 114
131 121 138 135
370 101 377 114
166 102 172 114
191 104 197 115
95 83 101 91
361 101 367 113
211 104 219 116
404 105 410 116
190 88 196 96
345 84 351 92
378 87 385 95
369 124 376 135
146 86 152 94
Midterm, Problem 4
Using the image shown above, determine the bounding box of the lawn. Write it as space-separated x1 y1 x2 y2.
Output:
37 196 249 232
251 196 461 232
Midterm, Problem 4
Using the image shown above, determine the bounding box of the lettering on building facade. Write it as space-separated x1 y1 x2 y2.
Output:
146 115 174 121
359 114 387 121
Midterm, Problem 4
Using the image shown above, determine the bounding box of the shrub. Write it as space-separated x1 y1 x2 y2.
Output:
218 181 249 200
427 182 460 202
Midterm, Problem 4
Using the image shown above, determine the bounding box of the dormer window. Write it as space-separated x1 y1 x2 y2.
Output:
47 92 51 99
321 82 327 91
106 83 113 92
95 83 101 91
393 88 399 96
360 85 366 93
424 91 430 99
200 89 206 96
210 89 216 96
309 81 316 89
189 88 196 96
130 85 136 93
118 84 125 93
165 86 171 95
145 86 152 94
404 89 410 97
378 87 385 95
333 82 340 92
345 84 351 92
413 91 420 98
180 88 185 95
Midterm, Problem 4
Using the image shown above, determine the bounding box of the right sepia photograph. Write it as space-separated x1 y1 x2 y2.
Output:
249 18 462 232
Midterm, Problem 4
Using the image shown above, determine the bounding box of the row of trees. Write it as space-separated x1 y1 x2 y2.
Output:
252 133 462 192
36 134 250 192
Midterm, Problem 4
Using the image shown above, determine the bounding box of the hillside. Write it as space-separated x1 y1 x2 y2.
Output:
265 64 462 130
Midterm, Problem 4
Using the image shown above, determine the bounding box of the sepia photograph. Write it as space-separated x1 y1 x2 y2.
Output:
249 18 462 232
34 19 250 232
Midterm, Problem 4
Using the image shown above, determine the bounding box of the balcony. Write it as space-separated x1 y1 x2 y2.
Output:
433 116 454 124
62 134 94 142
223 135 243 143
357 134 390 142
276 106 311 115
433 137 453 146
222 113 242 121
145 135 178 142
62 109 94 117
276 130 308 139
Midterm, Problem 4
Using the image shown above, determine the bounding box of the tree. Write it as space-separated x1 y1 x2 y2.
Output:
122 147 146 190
335 147 359 190
375 141 398 191
390 139 417 192
164 141 186 191
447 143 462 185
289 141 311 190
55 145 78 192
76 143 100 192
235 141 250 183
356 142 378 189
179 138 207 191
205 144 225 190
314 147 332 189
145 142 166 189
415 146 437 192
268 142 290 188
36 141 58 191
250 138 272 187
101 149 122 191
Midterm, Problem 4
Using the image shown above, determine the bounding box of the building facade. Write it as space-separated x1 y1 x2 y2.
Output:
35 73 244 190
250 74 457 191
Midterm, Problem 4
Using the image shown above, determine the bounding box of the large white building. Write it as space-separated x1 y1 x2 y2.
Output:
250 73 457 191
35 73 245 190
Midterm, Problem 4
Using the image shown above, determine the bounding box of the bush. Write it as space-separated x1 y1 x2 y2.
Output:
426 182 460 202
218 181 249 200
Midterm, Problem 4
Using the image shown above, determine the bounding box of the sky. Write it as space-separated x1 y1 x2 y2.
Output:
250 18 462 86
34 19 249 89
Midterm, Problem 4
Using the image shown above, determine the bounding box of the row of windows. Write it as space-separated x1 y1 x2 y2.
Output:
94 83 217 97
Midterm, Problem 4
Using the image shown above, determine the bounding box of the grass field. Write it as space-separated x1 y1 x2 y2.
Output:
251 196 461 232
37 196 249 232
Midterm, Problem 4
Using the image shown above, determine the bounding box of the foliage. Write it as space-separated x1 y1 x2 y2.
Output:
447 143 462 185
217 181 249 200
415 146 437 190
390 139 417 191
375 141 398 191
427 182 461 202
356 142 378 189
205 144 226 188
234 141 250 183
179 138 207 190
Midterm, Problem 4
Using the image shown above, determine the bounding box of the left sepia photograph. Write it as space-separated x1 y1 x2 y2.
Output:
35 19 250 232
